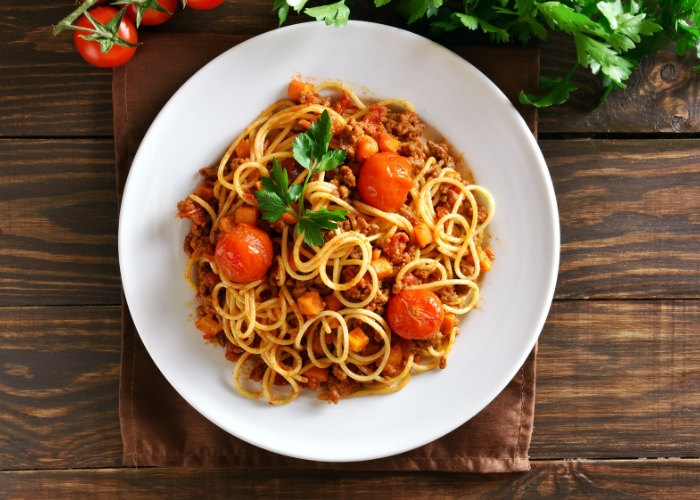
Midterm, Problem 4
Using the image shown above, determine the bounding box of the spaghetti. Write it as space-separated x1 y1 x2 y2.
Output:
177 80 495 405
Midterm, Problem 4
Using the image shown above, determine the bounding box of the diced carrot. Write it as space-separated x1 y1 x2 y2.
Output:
195 316 222 339
382 343 404 376
234 139 250 159
281 203 299 224
235 205 259 225
288 80 314 101
414 222 434 248
441 313 457 335
356 135 379 162
372 248 382 261
218 215 236 234
305 365 329 383
348 327 370 352
378 132 401 153
281 211 298 224
324 294 342 311
370 257 393 279
328 318 340 329
298 290 325 317
196 184 214 201
477 247 492 272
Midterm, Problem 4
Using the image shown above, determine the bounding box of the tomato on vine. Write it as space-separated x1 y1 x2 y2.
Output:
72 7 139 68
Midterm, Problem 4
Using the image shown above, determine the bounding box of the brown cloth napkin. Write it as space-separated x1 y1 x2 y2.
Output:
114 32 540 473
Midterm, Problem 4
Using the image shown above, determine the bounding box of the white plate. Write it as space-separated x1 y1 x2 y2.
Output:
119 21 559 462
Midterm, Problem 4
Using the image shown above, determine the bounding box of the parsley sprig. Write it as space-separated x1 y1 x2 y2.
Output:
255 110 348 247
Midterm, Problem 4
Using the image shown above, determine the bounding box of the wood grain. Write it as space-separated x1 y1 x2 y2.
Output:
1 302 698 469
0 306 122 469
1 460 699 499
543 139 700 299
533 301 700 459
2 1 700 136
0 139 120 306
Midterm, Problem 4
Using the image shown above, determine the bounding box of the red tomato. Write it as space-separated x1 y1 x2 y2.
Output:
126 0 177 26
183 0 225 9
387 289 444 340
357 152 413 212
73 7 138 68
214 224 273 283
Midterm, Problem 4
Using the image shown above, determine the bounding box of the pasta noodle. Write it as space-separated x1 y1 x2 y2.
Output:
177 80 495 405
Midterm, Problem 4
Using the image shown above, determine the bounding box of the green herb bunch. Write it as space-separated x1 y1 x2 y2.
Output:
273 1 700 107
256 110 348 247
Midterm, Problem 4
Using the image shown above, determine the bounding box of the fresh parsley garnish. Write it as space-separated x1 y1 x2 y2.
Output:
270 0 700 108
256 110 348 247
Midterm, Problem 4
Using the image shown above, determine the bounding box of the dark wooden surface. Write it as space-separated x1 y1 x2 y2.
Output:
2 0 700 497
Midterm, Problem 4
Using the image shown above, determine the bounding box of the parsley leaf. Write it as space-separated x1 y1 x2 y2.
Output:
519 64 579 107
305 1 350 27
297 208 348 246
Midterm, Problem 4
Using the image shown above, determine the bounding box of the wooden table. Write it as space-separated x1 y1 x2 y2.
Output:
2 1 700 497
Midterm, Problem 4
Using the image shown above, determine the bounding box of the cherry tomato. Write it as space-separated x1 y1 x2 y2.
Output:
73 7 138 68
387 289 444 340
214 223 273 283
126 0 177 26
357 152 413 212
183 0 225 9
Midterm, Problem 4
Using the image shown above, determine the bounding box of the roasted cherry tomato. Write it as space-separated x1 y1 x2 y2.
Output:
357 152 413 212
73 7 138 68
126 0 177 26
387 289 444 340
183 0 224 9
214 223 273 283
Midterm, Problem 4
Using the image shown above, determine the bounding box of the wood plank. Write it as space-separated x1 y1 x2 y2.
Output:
543 139 700 299
1 302 698 469
2 1 700 136
0 306 122 469
0 139 120 306
1 460 700 499
532 301 700 459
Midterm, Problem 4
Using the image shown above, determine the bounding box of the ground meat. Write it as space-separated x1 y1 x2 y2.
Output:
437 285 459 304
325 374 360 404
364 287 390 316
176 198 209 226
478 206 488 224
398 140 426 162
439 356 447 369
384 111 425 140
269 219 288 233
484 244 496 261
249 359 266 382
379 232 411 265
460 260 475 277
332 364 347 381
338 166 356 187
427 140 456 170
290 281 310 299
338 185 350 200
299 91 331 107
355 216 379 236
398 205 420 225
349 245 363 260
225 342 243 362
198 267 221 295
198 165 219 183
